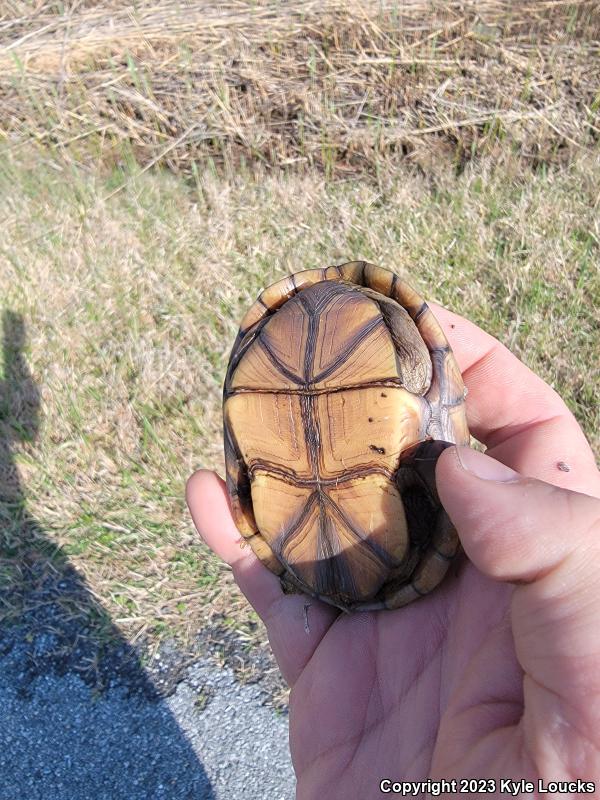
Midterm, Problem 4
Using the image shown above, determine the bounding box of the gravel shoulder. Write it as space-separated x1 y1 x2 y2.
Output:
0 634 295 800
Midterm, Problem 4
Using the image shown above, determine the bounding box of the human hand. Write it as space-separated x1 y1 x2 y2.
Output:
186 305 600 798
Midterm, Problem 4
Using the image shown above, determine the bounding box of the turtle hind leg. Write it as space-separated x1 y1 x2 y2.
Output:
380 439 461 609
401 483 438 550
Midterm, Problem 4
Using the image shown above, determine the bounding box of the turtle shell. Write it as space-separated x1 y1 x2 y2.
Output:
222 262 469 612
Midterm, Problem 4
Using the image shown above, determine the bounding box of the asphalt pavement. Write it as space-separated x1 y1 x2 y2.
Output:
0 636 296 800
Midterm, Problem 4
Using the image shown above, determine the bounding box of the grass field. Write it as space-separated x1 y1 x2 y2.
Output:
1 0 599 695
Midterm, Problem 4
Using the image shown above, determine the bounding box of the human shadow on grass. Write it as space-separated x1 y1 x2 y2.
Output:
0 310 215 799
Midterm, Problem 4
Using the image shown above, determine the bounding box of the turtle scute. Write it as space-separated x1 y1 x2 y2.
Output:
222 263 469 612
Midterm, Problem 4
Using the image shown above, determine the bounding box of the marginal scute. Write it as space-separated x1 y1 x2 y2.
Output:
292 268 328 291
336 261 365 284
364 262 394 295
414 305 448 352
239 301 267 334
445 403 471 446
323 264 343 281
432 513 460 559
223 261 470 612
224 450 258 539
436 345 465 406
390 278 426 318
259 275 297 310
411 548 452 595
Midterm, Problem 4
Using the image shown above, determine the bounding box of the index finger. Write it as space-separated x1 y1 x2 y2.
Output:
429 303 600 497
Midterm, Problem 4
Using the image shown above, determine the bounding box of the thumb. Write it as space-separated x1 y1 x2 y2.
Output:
435 444 600 736
435 446 600 586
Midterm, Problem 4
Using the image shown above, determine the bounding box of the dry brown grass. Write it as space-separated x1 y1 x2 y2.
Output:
2 0 599 176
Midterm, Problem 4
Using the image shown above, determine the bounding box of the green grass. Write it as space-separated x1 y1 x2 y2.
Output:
0 148 599 657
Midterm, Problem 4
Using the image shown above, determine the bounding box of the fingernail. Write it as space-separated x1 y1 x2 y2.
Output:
455 446 521 482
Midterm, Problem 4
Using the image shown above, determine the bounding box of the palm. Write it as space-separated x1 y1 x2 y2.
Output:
290 561 518 795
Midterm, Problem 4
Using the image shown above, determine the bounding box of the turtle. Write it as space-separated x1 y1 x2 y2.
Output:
222 261 470 612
